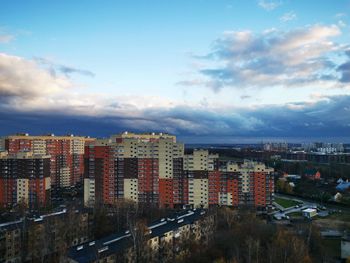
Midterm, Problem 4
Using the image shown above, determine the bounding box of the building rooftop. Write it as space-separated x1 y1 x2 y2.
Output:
68 209 206 263
3 134 93 140
0 219 23 231
0 151 51 159
336 181 350 191
302 208 317 213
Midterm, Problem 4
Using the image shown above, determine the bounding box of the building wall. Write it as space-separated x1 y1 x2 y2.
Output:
188 178 209 208
138 158 159 205
84 143 115 205
17 178 29 204
112 133 184 207
183 149 218 171
84 178 95 207
0 138 5 152
159 178 173 208
0 152 51 208
3 135 93 188
124 178 138 202
82 134 274 209
0 227 21 262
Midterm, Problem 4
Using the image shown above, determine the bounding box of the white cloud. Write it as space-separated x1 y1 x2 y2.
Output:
335 13 346 18
280 11 297 22
0 34 14 43
338 20 347 28
2 53 350 139
0 53 71 97
0 53 182 117
181 25 345 91
258 0 281 11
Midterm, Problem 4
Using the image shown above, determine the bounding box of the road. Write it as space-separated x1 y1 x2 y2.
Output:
275 193 350 213
270 193 350 219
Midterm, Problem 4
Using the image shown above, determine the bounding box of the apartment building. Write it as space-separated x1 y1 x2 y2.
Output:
220 161 275 207
83 133 274 209
1 134 94 188
0 220 22 263
0 152 51 209
184 149 219 208
84 132 184 208
183 151 274 208
0 209 90 263
67 209 212 263
84 139 115 206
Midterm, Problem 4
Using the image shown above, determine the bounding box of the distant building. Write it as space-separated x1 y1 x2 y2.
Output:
302 142 344 153
302 208 317 219
336 180 350 192
0 151 51 209
263 142 288 152
333 192 342 202
84 132 275 209
304 168 321 180
282 151 350 164
0 134 95 188
283 174 301 180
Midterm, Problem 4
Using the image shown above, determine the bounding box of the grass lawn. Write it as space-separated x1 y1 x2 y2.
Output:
288 211 302 217
275 197 301 208
321 239 341 258
326 211 350 221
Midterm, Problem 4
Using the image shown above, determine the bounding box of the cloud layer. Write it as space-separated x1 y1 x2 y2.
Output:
0 53 71 98
34 57 95 78
0 34 14 43
182 25 347 92
258 0 281 11
1 23 350 142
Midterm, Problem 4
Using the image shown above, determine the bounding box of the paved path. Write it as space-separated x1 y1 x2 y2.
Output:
270 194 319 218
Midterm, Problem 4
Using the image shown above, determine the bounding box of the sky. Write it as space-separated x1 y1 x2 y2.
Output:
0 0 350 143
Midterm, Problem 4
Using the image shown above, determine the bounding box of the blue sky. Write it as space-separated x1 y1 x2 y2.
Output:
0 0 350 142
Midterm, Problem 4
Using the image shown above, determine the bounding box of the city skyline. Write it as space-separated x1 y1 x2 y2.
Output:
1 0 350 143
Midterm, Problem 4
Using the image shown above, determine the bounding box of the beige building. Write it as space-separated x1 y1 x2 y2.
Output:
17 178 29 204
83 178 95 207
184 149 219 208
112 132 184 180
183 149 218 171
123 178 138 202
188 178 209 208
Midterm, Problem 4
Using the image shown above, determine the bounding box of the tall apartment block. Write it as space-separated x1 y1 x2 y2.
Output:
0 152 51 208
84 132 184 208
84 132 274 209
183 150 274 208
0 134 94 188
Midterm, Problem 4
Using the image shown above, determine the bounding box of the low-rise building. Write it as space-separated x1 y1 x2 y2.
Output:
341 235 350 261
67 209 213 263
302 208 317 219
0 209 90 262
0 219 23 263
304 168 321 180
